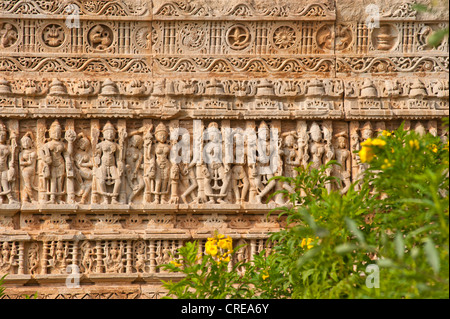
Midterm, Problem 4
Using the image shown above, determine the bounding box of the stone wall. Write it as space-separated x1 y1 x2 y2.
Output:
0 0 448 298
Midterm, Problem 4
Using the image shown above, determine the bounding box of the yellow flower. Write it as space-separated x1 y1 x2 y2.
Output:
409 139 420 150
301 238 314 250
382 130 392 137
430 144 438 153
262 271 269 280
371 138 386 147
170 260 182 267
217 236 233 251
359 145 375 163
205 241 218 256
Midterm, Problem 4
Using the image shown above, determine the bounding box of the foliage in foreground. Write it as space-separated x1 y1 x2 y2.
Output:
160 120 449 299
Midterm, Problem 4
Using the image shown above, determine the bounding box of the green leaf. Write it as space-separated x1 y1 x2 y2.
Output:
428 28 449 47
412 4 429 12
394 233 405 260
424 238 440 274
345 217 366 244
377 258 395 268
335 243 358 254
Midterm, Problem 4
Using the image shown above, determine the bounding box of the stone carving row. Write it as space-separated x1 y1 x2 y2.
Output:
0 211 282 232
0 237 272 276
2 77 449 99
0 119 446 207
0 0 151 17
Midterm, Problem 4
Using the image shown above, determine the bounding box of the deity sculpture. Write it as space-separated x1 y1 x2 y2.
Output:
93 122 125 205
334 132 351 194
0 121 18 204
80 241 96 274
150 123 172 204
105 241 124 273
133 241 147 274
39 120 76 204
230 131 250 205
126 130 145 203
0 23 17 48
49 241 69 274
249 121 279 204
0 242 17 273
27 243 40 275
309 122 325 170
202 122 231 204
74 133 93 204
19 132 37 203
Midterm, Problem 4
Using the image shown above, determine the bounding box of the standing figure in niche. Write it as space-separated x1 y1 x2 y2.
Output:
80 241 95 274
126 131 145 203
231 131 250 205
39 120 75 204
28 243 40 275
334 132 351 194
0 121 18 204
280 131 300 195
250 121 279 204
203 122 230 204
151 123 171 204
49 241 68 274
19 132 37 203
323 122 334 193
142 126 154 203
74 133 93 204
94 122 125 205
0 242 16 273
357 122 374 185
105 241 124 273
309 122 325 171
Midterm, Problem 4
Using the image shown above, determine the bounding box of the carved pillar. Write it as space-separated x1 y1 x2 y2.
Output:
18 241 25 275
90 120 101 204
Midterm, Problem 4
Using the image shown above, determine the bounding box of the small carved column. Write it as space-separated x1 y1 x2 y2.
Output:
117 119 127 204
41 241 49 275
36 120 47 203
72 240 79 268
149 240 156 273
18 241 25 275
249 239 256 261
90 119 100 204
193 120 205 203
126 240 132 273
96 240 103 273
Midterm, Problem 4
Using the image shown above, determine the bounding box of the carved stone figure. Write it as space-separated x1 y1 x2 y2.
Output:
334 132 351 194
0 242 17 273
27 243 40 275
104 241 124 273
203 122 231 204
93 122 125 205
0 23 18 48
126 130 145 203
48 241 69 274
19 132 38 203
74 133 93 204
231 131 250 205
250 121 279 204
309 122 325 170
80 241 96 274
150 123 172 204
39 120 75 204
0 121 18 204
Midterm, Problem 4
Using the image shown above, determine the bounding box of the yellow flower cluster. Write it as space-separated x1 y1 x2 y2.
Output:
381 130 392 137
381 158 395 170
409 139 420 150
301 238 315 250
359 138 386 163
205 234 233 264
